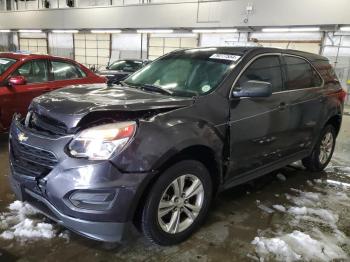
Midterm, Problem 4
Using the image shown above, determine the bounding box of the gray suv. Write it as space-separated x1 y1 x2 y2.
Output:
8 47 346 245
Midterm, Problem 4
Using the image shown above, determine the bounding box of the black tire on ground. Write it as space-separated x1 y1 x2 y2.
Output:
302 125 336 172
141 160 212 246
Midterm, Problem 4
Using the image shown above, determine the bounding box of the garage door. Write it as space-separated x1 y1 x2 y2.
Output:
74 33 111 69
148 36 198 60
259 41 321 54
19 38 48 54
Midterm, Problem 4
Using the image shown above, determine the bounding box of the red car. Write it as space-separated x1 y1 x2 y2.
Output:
0 53 106 132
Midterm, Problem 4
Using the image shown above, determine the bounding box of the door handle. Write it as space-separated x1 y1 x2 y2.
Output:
278 102 288 111
319 96 326 103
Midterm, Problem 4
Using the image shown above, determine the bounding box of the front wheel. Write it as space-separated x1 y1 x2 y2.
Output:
302 125 336 172
140 160 212 245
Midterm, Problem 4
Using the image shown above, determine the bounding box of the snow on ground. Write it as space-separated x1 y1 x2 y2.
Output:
252 230 347 262
252 165 350 261
0 200 56 241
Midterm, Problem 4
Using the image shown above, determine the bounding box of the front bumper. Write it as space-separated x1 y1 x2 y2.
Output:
10 175 129 242
8 116 154 242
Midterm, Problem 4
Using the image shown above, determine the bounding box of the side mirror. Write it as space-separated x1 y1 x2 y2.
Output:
232 80 272 98
8 76 27 86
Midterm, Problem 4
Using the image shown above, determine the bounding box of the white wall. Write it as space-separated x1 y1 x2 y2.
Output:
111 33 146 61
48 33 74 58
3 0 350 29
200 33 251 47
0 33 9 51
322 32 350 103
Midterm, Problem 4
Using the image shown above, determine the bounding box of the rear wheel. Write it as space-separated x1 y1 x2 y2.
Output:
302 125 336 172
141 160 212 245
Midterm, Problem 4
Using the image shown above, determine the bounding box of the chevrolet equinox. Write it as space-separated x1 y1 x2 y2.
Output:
8 47 346 245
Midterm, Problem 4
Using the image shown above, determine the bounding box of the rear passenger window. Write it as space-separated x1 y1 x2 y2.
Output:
284 56 322 90
51 61 86 80
236 56 283 93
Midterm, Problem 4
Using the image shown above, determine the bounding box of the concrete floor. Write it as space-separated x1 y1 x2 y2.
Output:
0 114 349 262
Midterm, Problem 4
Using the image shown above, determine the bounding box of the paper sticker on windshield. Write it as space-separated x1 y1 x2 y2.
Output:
0 59 10 65
210 54 241 62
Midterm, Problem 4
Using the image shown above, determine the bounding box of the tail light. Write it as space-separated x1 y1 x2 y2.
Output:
339 89 347 103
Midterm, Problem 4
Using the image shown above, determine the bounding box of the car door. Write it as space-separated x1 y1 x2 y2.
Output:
0 57 18 131
227 54 291 179
282 55 324 154
6 59 51 125
48 59 91 89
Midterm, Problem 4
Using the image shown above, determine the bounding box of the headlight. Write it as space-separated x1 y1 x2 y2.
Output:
68 121 136 160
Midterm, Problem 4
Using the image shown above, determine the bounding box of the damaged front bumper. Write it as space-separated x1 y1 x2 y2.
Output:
8 115 153 242
10 175 130 242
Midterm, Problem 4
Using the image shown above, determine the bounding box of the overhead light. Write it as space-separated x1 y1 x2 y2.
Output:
289 27 320 32
91 30 122 34
0 30 11 33
262 27 320 32
262 28 291 32
52 30 79 33
340 27 350 32
192 29 237 33
18 30 43 33
137 29 174 34
151 33 198 38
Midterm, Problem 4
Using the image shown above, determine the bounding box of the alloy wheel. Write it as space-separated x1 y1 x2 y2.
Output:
319 131 334 165
157 174 204 234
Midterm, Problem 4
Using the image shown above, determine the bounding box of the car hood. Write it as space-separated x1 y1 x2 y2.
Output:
30 84 194 129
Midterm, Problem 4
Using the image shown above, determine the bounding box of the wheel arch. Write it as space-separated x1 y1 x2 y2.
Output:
324 114 342 136
131 144 223 228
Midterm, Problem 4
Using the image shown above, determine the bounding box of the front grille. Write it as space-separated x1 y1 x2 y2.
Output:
29 112 68 136
10 138 58 178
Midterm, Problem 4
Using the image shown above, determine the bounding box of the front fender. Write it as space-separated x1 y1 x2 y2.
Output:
112 117 226 173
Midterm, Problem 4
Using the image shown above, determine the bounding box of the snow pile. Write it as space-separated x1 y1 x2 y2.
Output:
273 205 286 212
288 206 338 225
276 173 287 182
0 201 56 241
253 178 350 261
257 204 274 214
252 235 301 261
58 230 71 243
252 230 347 262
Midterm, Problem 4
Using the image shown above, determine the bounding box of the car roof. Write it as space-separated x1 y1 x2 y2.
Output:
174 46 328 62
0 52 75 62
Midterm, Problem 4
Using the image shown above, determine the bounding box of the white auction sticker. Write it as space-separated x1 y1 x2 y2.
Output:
210 54 241 62
0 59 10 65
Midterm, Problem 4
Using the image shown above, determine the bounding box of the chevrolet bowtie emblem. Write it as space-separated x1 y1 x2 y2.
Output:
18 133 28 142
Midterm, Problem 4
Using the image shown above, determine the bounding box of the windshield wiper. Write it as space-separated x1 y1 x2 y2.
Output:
140 84 173 96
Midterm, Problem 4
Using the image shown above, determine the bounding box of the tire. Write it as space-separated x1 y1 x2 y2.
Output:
141 160 212 246
302 125 336 172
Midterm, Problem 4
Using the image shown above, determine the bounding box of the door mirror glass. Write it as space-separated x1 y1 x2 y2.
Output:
232 80 272 98
8 76 27 86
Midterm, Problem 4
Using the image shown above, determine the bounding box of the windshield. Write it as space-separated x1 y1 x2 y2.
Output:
108 60 143 72
124 50 238 97
0 58 16 76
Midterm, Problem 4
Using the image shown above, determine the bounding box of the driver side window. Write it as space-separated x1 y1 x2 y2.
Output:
13 60 49 84
236 56 283 93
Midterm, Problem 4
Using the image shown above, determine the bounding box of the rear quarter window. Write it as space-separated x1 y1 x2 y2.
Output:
312 60 338 84
284 56 322 90
51 60 86 80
